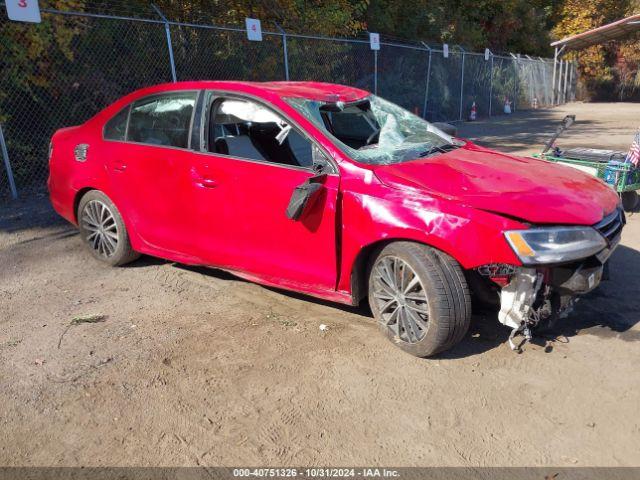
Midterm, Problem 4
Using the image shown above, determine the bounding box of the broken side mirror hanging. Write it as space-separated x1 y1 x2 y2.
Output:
286 175 326 221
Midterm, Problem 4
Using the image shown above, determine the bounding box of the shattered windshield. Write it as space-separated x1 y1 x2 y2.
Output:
285 95 462 165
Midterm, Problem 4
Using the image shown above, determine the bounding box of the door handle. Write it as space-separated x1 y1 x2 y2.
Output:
112 163 127 172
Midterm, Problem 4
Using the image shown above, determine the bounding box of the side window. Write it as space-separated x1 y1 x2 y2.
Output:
104 106 129 141
127 92 197 148
208 97 314 169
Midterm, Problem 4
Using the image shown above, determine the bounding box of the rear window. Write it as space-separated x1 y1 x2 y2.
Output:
127 92 197 148
103 106 129 141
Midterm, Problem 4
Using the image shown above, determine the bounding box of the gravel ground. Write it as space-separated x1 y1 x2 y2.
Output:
1 102 639 467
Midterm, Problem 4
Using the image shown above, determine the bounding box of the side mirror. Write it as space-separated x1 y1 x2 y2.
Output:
286 176 325 221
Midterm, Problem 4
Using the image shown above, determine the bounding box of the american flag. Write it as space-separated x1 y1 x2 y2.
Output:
627 129 640 167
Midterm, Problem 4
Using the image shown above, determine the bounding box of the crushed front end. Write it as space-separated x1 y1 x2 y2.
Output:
477 208 625 350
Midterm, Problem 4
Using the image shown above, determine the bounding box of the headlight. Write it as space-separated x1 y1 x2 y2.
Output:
505 227 606 265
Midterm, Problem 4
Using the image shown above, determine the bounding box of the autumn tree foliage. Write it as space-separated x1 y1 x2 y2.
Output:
553 0 640 100
2 0 639 113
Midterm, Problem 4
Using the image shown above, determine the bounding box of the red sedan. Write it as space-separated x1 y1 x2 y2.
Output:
49 81 623 356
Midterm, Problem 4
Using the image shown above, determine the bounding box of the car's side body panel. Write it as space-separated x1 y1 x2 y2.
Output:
104 141 200 256
184 150 341 293
49 82 349 300
48 125 91 223
334 161 527 296
48 80 620 308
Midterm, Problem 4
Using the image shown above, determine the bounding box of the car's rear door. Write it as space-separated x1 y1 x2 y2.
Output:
192 93 340 292
104 90 202 257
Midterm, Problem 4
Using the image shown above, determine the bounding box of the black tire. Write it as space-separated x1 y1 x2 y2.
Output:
621 191 639 212
77 190 140 266
368 242 471 357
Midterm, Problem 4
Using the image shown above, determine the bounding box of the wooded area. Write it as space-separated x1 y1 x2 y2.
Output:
3 0 634 197
143 0 640 100
2 0 638 108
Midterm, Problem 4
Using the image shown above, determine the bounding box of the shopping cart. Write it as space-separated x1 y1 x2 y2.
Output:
533 115 640 211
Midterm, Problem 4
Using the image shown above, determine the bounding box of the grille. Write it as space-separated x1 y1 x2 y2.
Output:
594 208 625 245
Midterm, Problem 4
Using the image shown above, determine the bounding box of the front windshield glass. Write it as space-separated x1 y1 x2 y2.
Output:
285 95 462 165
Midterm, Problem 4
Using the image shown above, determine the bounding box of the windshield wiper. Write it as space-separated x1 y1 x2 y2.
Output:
418 145 445 157
418 143 459 157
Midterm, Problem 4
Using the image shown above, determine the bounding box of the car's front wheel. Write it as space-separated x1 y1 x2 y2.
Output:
77 190 140 266
368 242 471 357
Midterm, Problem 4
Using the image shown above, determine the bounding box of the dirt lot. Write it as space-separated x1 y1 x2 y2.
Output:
1 102 639 467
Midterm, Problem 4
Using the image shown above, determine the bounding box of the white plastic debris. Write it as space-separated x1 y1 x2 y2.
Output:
319 324 329 332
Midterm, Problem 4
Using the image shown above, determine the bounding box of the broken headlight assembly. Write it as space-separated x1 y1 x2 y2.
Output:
504 227 606 265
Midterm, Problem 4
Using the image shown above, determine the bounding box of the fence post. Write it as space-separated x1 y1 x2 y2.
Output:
421 43 432 119
558 60 565 104
510 53 518 112
568 62 574 101
0 124 18 200
275 23 290 81
551 47 558 105
374 49 378 95
556 60 561 104
459 47 465 121
557 60 563 104
538 58 548 105
151 4 177 83
488 53 494 117
525 56 534 107
562 60 569 103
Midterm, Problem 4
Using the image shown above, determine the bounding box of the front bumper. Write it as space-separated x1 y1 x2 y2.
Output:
497 208 624 331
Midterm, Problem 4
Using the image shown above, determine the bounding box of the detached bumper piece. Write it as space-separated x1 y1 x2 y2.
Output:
498 263 599 351
496 208 624 351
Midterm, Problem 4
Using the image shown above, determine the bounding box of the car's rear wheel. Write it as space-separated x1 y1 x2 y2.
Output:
368 242 471 357
77 190 140 266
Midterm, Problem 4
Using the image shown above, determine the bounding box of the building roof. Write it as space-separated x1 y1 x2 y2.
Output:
551 14 640 51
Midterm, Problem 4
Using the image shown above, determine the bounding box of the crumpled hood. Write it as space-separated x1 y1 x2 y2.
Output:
372 143 619 225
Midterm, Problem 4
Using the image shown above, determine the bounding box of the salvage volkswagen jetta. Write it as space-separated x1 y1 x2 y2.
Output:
49 81 624 356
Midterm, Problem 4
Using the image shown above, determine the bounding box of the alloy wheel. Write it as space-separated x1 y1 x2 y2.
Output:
371 256 429 343
81 199 119 258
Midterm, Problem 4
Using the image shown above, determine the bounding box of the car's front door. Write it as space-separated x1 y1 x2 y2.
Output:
192 94 340 292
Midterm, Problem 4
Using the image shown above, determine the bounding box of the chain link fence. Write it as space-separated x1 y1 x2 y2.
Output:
0 4 577 201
